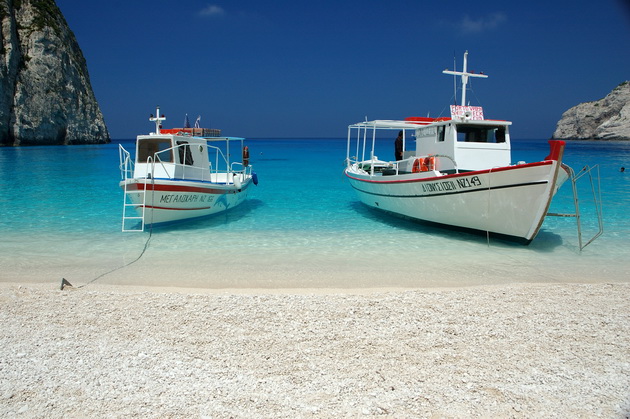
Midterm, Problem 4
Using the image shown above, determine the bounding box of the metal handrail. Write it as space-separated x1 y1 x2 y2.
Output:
349 153 457 176
150 151 174 179
206 144 227 176
230 161 253 175
546 164 603 251
146 142 246 183
118 144 133 180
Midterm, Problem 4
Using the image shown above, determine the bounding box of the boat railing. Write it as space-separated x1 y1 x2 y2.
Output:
207 144 232 177
391 154 458 175
148 142 248 184
230 161 253 176
149 150 209 181
118 144 134 180
150 151 179 179
350 154 458 176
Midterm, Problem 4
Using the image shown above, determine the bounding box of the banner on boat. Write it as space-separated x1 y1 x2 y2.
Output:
450 105 484 121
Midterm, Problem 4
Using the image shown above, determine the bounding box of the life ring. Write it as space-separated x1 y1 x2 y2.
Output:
423 156 435 171
242 146 250 166
412 156 435 173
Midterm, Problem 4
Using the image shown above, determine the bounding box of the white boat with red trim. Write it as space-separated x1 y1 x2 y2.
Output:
118 107 258 231
344 52 572 244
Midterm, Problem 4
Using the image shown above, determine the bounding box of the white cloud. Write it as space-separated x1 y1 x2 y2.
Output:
460 12 507 34
198 5 225 17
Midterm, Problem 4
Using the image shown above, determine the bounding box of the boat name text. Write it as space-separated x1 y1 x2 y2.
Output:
159 194 215 204
421 176 482 193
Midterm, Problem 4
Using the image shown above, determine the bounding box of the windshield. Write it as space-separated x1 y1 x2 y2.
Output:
137 138 173 162
456 125 506 143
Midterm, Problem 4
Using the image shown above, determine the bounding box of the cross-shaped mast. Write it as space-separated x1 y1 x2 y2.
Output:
442 51 488 106
149 106 166 134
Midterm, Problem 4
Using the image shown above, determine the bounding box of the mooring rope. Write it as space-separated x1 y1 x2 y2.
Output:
71 225 153 289
65 175 156 290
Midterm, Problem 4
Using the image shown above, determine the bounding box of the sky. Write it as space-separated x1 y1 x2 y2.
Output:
55 0 630 140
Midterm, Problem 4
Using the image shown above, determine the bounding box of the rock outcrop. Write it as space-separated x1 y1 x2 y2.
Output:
552 81 630 141
0 0 109 146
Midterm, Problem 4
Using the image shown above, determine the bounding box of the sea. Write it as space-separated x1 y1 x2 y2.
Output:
0 138 628 290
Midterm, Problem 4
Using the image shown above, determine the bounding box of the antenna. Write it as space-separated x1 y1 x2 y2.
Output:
452 52 457 105
443 51 488 106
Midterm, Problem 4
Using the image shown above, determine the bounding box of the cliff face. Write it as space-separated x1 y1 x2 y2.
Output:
552 81 630 141
0 0 109 146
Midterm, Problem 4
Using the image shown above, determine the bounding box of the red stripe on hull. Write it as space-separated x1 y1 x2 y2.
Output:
126 182 235 195
143 205 213 211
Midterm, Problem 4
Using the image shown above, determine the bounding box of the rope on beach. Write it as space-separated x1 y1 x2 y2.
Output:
62 224 154 290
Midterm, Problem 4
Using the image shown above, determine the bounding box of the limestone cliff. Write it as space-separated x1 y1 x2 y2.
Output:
552 81 630 141
0 0 109 146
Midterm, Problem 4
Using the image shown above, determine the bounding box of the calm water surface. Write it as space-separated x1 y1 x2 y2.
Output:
0 138 628 288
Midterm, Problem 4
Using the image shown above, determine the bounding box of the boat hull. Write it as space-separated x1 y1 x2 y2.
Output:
345 161 570 243
120 177 252 226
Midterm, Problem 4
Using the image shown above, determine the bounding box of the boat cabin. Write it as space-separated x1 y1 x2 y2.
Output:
411 117 512 173
133 133 245 182
347 110 513 175
127 105 245 183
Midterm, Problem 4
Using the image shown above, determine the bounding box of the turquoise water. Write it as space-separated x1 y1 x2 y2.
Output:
0 138 628 289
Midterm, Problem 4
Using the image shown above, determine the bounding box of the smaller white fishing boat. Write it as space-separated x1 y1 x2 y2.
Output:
344 52 583 244
118 107 258 231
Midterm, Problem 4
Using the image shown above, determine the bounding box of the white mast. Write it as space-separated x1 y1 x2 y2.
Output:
442 51 488 106
149 106 166 134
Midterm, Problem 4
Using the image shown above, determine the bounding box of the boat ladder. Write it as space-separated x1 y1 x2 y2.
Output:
547 164 603 251
121 180 147 232
119 144 148 232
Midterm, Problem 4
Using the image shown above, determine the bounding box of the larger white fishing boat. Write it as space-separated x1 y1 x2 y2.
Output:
118 107 258 231
344 52 573 244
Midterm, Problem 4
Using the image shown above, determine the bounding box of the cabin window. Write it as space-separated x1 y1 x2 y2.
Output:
495 127 506 143
176 141 194 165
437 126 445 142
456 125 507 143
137 138 173 162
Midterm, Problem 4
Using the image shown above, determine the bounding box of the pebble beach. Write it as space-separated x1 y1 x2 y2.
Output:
1 281 629 418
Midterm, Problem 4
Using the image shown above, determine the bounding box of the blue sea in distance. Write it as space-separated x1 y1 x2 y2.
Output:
0 138 629 290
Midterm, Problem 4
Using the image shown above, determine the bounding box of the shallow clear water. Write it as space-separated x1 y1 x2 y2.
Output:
0 138 628 289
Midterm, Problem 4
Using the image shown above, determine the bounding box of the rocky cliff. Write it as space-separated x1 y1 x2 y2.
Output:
0 0 109 146
552 81 630 141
